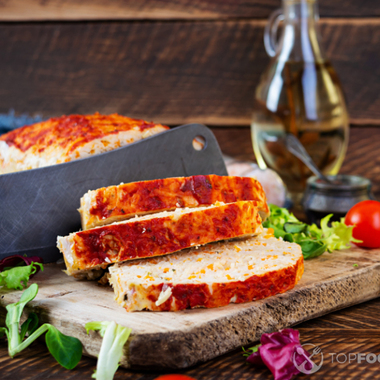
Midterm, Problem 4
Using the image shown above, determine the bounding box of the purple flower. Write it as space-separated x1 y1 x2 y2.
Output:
246 329 312 380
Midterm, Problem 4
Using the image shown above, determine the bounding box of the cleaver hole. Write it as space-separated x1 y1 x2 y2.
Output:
192 135 206 151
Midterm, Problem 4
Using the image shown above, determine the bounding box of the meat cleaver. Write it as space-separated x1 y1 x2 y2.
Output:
0 124 227 262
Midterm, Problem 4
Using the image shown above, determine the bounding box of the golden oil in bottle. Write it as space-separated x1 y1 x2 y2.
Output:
252 60 349 202
252 0 349 205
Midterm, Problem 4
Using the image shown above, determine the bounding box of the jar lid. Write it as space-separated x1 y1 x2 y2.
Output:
306 174 371 194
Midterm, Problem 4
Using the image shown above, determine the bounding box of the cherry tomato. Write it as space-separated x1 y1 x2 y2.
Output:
154 376 196 380
345 200 380 248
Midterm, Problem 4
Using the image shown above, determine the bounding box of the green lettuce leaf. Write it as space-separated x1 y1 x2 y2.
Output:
2 283 82 369
263 205 298 229
0 327 7 339
86 321 132 380
284 222 307 234
297 240 327 259
320 214 362 252
45 325 83 370
20 312 39 340
264 204 361 259
0 262 43 290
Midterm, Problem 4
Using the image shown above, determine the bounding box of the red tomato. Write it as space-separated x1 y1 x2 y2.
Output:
154 376 196 380
345 200 380 248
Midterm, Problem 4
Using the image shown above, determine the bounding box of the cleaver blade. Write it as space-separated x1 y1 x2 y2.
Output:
0 124 227 262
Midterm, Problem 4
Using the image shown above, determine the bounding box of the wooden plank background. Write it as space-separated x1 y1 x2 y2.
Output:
0 0 379 191
0 0 379 126
1 0 380 20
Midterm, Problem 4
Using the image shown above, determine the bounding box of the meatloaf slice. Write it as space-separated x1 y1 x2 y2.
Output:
79 175 270 230
108 230 304 312
58 200 263 278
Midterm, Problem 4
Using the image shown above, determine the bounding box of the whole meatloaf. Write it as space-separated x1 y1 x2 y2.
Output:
57 201 263 278
108 231 304 312
0 113 168 174
79 175 270 230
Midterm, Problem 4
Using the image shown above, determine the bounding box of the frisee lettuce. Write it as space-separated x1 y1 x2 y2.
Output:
0 254 43 272
0 262 43 290
263 204 361 259
86 321 132 380
1 283 82 369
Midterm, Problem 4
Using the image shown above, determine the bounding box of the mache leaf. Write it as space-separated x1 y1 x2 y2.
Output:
3 284 82 370
297 240 327 259
45 325 83 370
6 283 39 333
0 327 7 339
6 283 39 356
284 222 307 234
20 312 39 340
283 233 294 242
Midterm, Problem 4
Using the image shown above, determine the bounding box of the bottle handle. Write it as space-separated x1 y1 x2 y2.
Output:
264 8 284 57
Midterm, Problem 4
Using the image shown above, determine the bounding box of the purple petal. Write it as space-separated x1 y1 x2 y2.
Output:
293 345 313 372
280 329 301 343
246 351 265 366
261 329 300 346
0 254 44 277
246 328 311 380
259 342 300 380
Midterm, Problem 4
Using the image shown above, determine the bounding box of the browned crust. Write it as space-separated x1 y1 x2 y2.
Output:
0 112 168 153
0 113 168 173
62 201 262 274
123 256 304 312
80 175 269 230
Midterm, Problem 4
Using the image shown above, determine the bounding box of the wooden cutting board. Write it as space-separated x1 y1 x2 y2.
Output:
1 246 380 370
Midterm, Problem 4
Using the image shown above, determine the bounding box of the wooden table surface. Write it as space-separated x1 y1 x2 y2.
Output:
2 298 380 380
1 126 380 379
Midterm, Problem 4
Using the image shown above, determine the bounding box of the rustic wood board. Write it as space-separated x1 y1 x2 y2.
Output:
1 246 380 370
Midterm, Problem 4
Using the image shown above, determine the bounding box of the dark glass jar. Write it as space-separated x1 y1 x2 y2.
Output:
302 175 375 224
